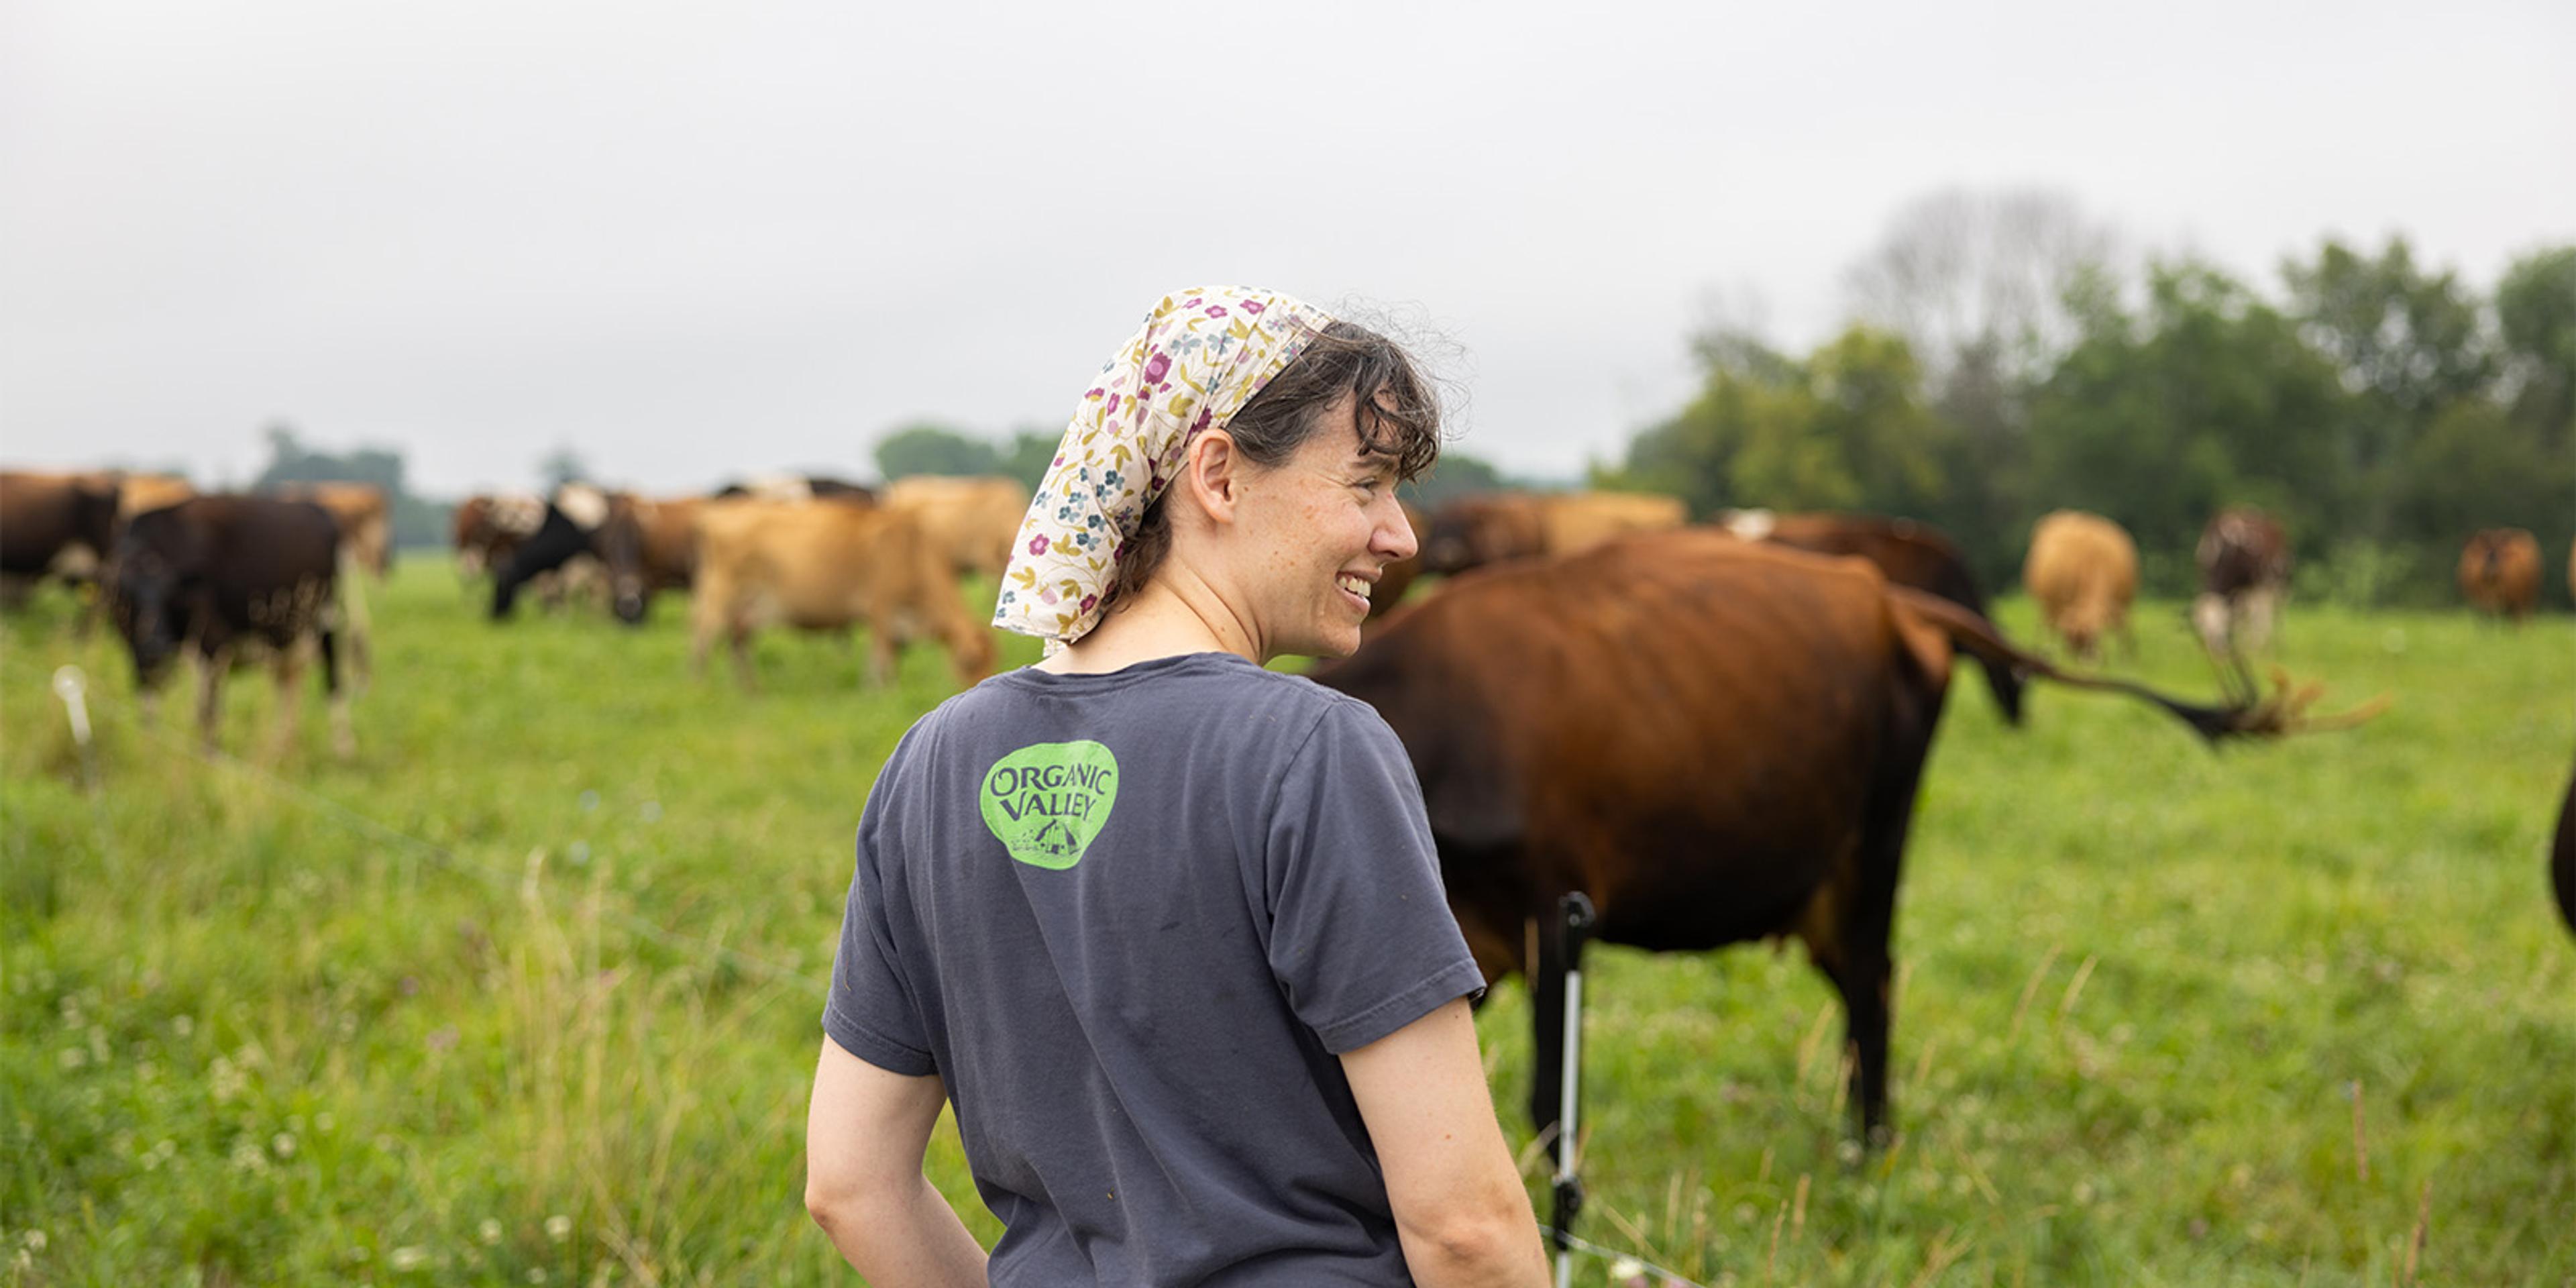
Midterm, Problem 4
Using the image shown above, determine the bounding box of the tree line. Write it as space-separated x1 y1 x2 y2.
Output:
1600 195 2573 607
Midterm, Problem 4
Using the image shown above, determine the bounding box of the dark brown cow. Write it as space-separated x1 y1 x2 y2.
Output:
598 494 705 625
1317 531 2328 1143
113 496 354 758
1719 509 2023 723
1 471 121 599
2194 507 2292 661
2459 528 2542 623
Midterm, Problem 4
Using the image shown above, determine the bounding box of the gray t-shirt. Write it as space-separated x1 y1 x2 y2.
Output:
824 651 1486 1287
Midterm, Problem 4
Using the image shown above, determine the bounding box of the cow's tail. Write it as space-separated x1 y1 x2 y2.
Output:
1884 586 2385 741
336 542 374 692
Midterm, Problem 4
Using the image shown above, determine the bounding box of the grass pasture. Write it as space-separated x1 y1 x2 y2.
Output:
3 560 2572 1286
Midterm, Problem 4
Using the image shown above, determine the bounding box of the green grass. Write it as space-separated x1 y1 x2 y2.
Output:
4 563 2571 1286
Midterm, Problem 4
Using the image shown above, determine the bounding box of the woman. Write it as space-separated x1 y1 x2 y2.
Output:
804 286 1545 1286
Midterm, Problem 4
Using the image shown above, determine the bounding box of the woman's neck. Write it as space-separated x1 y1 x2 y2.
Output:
1038 566 1263 674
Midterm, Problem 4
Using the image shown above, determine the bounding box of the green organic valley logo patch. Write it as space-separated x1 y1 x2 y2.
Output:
979 741 1120 870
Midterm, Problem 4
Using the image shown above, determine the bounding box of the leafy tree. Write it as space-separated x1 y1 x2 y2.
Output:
254 422 406 493
874 423 1001 480
998 429 1064 493
1399 451 1507 515
2494 244 2576 451
1603 325 1942 523
2281 236 2494 541
2023 261 2349 592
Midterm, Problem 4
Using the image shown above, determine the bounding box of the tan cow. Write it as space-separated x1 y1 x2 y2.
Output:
273 482 392 579
883 476 1030 579
1421 490 1688 574
2023 510 2137 661
115 474 197 520
690 498 996 689
2460 528 2542 623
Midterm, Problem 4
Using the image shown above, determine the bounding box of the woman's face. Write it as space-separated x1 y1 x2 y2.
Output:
1228 392 1419 659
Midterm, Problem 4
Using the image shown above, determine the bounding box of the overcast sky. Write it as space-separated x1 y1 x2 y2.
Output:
4 0 2570 498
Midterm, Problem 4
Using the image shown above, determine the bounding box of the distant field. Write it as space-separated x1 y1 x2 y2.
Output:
5 561 2571 1287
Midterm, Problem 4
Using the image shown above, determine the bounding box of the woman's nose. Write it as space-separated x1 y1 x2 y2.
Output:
1375 503 1419 561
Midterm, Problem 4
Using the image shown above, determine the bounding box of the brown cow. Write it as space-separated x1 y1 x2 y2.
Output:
1317 531 2335 1143
690 498 996 689
272 482 391 579
2194 507 2292 661
2459 528 2542 623
2023 510 2139 661
1719 509 2024 723
1421 490 1687 574
883 476 1030 580
598 494 706 625
112 495 354 759
1 470 122 600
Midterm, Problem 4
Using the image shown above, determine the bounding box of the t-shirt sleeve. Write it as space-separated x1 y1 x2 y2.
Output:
1263 699 1487 1054
822 792 938 1077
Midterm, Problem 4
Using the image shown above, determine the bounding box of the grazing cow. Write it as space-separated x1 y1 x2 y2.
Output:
2194 507 2292 661
488 484 613 619
1 471 122 600
2459 529 2542 623
272 482 392 580
712 474 877 504
690 499 995 689
883 475 1031 580
1316 531 2334 1143
111 496 354 758
452 492 547 580
597 494 706 625
2023 510 2139 661
1719 509 2023 723
1421 490 1688 574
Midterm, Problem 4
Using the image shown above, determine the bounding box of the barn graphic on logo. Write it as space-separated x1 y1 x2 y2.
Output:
979 741 1121 870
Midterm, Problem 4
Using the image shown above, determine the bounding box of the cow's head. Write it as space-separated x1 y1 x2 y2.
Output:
111 539 189 688
590 500 659 625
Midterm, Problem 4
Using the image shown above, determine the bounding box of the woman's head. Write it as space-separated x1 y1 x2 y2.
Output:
1107 319 1439 618
997 289 1444 657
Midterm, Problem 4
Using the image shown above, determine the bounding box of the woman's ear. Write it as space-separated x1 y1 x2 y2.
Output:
1182 431 1242 527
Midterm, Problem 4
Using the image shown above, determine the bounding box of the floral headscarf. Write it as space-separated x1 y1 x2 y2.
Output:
994 285 1336 645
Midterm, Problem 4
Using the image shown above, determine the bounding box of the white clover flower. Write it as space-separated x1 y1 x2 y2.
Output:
272 1133 297 1159
544 1215 572 1242
480 1219 502 1245
387 1246 429 1271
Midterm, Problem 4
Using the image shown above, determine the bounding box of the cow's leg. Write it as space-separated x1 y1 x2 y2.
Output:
266 636 309 764
195 643 231 754
730 623 759 692
317 623 354 759
1527 900 1568 1140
